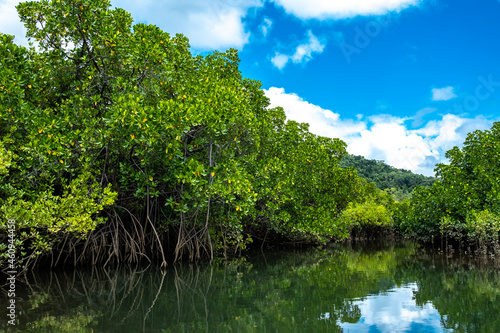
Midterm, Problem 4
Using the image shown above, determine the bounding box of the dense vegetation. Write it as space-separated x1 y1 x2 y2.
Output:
1 0 498 273
338 127 500 252
339 155 435 201
0 0 369 272
398 123 500 251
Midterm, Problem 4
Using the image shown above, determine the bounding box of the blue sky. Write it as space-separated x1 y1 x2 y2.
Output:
1 0 500 175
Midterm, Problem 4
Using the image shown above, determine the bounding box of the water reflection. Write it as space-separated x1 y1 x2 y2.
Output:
1 241 499 332
338 283 451 332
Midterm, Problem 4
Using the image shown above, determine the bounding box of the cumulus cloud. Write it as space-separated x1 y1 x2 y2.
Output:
0 0 31 46
271 0 422 20
112 0 264 51
432 86 458 101
270 30 326 69
348 116 439 175
413 114 465 148
264 87 496 176
265 87 366 139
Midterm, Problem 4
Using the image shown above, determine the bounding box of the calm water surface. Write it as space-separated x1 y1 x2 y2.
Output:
2 241 499 332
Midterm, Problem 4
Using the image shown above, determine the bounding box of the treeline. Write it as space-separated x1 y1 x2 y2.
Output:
0 0 369 272
339 155 435 201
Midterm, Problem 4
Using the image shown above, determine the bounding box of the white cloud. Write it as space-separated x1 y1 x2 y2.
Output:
292 31 325 62
348 117 439 175
112 0 264 51
260 17 273 37
414 114 464 148
264 87 496 176
2 0 264 50
0 0 31 47
270 30 326 69
265 87 366 140
271 0 422 20
432 86 458 101
271 53 289 70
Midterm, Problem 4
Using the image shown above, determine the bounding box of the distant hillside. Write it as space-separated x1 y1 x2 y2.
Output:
339 155 436 201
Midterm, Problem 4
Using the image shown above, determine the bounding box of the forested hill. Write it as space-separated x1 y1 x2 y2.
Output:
339 155 436 200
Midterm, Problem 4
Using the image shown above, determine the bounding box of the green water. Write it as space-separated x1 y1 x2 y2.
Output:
2 241 500 332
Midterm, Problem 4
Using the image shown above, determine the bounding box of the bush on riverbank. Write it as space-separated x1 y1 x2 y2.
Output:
340 182 397 238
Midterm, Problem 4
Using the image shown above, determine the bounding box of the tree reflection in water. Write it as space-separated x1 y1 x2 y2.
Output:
1 241 499 332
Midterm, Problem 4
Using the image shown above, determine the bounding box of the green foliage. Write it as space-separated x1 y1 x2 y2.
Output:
340 154 435 201
343 202 391 229
0 0 362 269
249 120 359 244
465 209 500 242
391 199 411 231
3 176 116 233
341 182 396 235
0 140 13 175
401 122 500 247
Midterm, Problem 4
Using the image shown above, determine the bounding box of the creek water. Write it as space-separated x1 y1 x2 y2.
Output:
1 240 499 332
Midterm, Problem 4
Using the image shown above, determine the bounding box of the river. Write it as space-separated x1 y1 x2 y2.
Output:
1 240 499 332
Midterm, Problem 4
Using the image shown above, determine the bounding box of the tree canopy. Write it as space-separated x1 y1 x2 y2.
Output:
0 0 365 271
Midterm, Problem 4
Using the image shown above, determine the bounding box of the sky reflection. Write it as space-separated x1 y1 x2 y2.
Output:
337 283 452 333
